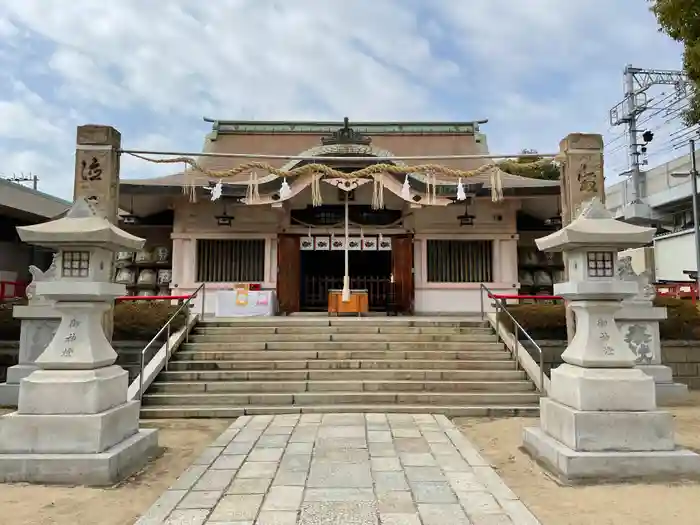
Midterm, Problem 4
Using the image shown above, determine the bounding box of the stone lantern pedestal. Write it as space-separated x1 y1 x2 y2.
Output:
0 256 61 407
0 199 158 486
0 305 61 407
614 260 688 403
522 199 700 484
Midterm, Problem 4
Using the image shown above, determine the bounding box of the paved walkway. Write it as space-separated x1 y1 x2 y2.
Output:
136 413 541 525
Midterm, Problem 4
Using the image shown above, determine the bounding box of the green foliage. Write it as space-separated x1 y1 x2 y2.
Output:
508 297 700 340
498 149 561 180
505 304 568 340
112 301 188 341
0 300 187 342
649 0 700 126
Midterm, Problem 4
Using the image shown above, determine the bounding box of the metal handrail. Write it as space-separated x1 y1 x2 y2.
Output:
137 283 206 400
479 283 545 393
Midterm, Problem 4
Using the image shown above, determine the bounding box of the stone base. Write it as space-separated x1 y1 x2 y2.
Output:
540 397 674 452
0 383 19 408
19 365 128 415
0 365 40 408
0 428 159 486
550 364 656 411
638 365 689 405
6 364 39 385
0 401 141 454
657 382 690 406
522 426 700 484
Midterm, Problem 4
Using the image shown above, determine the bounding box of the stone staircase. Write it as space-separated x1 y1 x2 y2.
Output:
140 317 540 418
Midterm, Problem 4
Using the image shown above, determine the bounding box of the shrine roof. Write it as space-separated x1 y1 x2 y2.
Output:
17 198 145 251
204 118 487 135
536 198 656 252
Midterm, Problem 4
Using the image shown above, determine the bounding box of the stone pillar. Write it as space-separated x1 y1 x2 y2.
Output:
616 258 688 404
0 306 60 406
559 134 605 342
559 134 605 222
74 125 121 341
0 255 61 407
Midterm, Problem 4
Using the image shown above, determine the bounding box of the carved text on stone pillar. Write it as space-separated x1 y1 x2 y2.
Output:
576 154 601 193
80 157 104 181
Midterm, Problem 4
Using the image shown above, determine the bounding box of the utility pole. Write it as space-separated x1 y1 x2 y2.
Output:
609 65 687 221
689 140 700 298
3 173 38 190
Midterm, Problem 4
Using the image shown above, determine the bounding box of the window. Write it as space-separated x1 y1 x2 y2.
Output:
62 251 90 278
587 251 614 278
196 239 265 283
426 240 493 283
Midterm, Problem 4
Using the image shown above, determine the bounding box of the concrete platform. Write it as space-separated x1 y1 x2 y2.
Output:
0 428 159 486
522 426 700 485
136 413 541 524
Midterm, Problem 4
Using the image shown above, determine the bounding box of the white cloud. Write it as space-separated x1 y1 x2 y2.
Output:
0 0 688 199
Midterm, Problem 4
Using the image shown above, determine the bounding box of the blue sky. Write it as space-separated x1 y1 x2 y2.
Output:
0 0 687 200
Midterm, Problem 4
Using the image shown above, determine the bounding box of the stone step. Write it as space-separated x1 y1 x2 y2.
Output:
193 326 494 335
157 368 527 382
198 318 488 328
140 404 539 419
165 359 517 371
187 333 497 343
170 350 512 362
148 379 535 394
179 341 504 351
141 391 540 406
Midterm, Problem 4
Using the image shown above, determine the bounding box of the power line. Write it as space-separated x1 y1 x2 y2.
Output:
608 64 687 214
1 173 38 190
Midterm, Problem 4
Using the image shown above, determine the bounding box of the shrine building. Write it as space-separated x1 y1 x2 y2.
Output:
117 118 563 315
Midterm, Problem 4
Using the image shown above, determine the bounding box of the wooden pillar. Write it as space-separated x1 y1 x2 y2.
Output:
277 235 300 314
559 133 605 342
74 125 121 341
392 235 414 314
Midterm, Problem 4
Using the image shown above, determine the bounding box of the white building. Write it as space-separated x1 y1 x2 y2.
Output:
606 150 700 282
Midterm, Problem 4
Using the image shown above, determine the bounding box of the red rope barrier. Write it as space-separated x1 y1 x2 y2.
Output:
116 295 190 302
0 281 27 301
490 294 562 301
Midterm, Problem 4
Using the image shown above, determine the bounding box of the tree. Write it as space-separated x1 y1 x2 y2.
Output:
649 0 700 125
498 149 561 180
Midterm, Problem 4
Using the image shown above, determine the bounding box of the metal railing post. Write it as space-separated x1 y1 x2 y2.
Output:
494 300 500 344
165 323 171 371
138 343 146 401
134 283 203 401
201 284 206 318
480 287 484 320
513 322 519 371
539 347 545 394
480 283 548 395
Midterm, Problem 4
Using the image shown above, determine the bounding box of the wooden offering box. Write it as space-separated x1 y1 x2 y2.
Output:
328 289 369 316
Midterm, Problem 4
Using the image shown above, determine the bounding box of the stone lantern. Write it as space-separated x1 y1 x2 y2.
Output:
0 198 158 486
522 198 700 483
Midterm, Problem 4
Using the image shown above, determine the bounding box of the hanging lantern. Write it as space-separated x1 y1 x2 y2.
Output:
456 178 467 201
401 175 411 200
279 177 292 200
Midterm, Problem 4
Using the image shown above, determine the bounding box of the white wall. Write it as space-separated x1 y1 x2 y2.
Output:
654 230 696 282
171 187 527 315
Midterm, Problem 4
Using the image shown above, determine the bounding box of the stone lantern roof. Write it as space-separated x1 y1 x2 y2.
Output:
536 198 655 252
16 198 144 252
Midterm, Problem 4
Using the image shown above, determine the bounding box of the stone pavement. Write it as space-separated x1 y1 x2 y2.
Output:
135 413 541 525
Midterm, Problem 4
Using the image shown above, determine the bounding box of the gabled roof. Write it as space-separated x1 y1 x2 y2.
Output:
0 178 71 221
